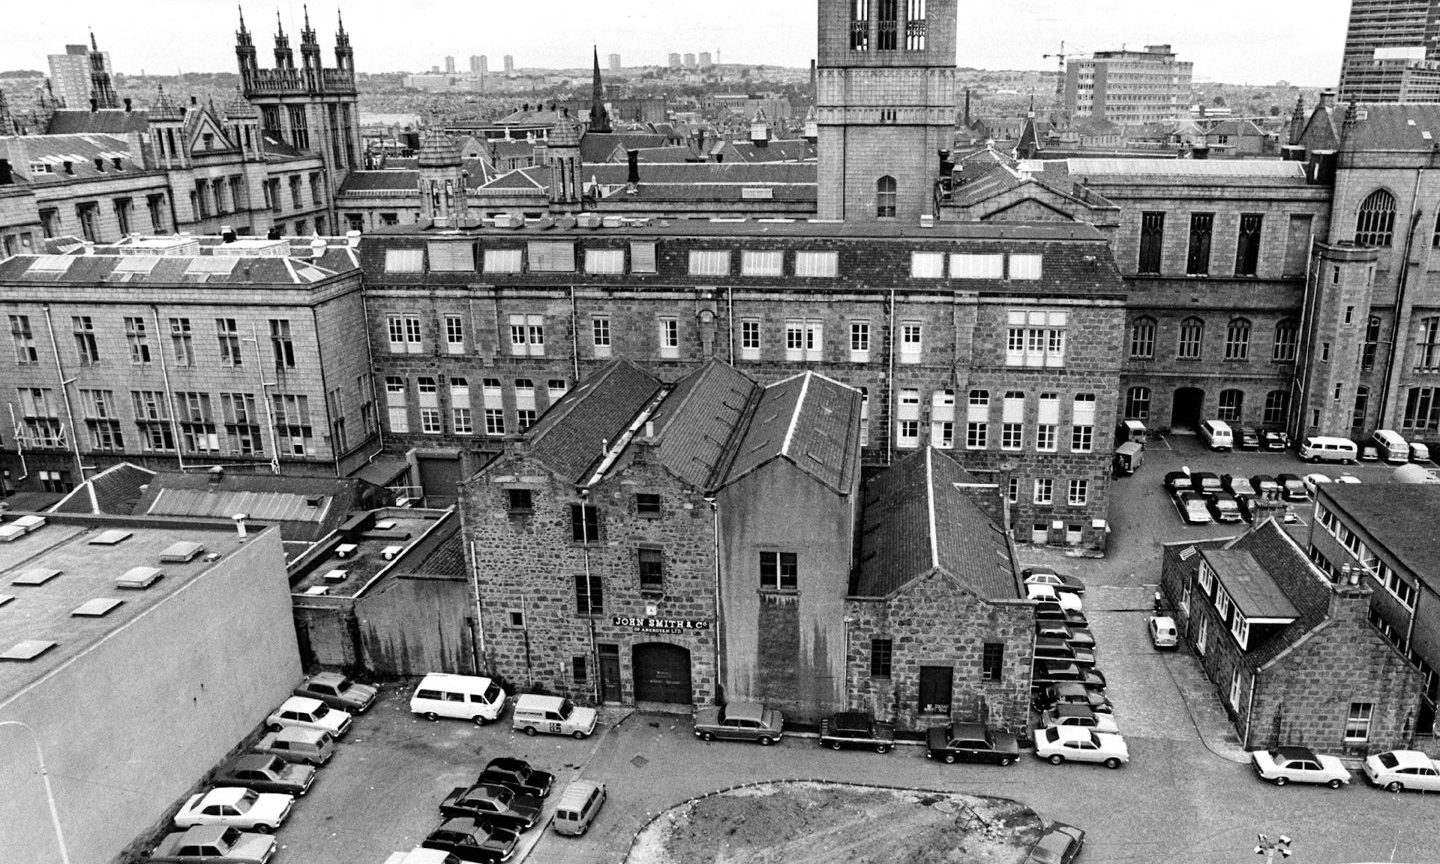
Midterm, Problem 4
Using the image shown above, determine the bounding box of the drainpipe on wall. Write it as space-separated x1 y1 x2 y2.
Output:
568 284 580 382
468 539 487 674
1291 229 1317 442
1243 671 1258 749
887 288 896 464
707 495 724 705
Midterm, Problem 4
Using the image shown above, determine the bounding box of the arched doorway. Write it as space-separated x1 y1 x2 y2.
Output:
632 643 693 705
1172 387 1205 432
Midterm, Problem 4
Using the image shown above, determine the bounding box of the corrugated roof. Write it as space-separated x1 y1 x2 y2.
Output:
526 359 663 483
721 372 860 494
147 488 334 524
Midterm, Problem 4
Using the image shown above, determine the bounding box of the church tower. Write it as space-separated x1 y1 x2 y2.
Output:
589 46 611 133
88 32 119 109
816 0 957 222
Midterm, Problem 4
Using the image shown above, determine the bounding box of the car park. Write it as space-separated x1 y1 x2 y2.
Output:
293 671 378 713
477 757 554 799
1027 583 1083 611
421 815 520 863
1238 427 1261 451
1299 436 1357 464
1035 621 1096 649
1176 491 1212 524
411 673 507 725
1022 566 1086 595
693 700 784 745
1263 430 1291 451
818 711 895 753
438 784 542 831
1163 470 1193 491
1032 682 1113 715
925 721 1020 765
1372 429 1410 463
1362 750 1440 793
1411 441 1431 463
1114 440 1144 476
173 787 294 833
1023 821 1085 864
1207 492 1243 523
266 695 351 737
551 780 608 837
1250 474 1280 499
1275 473 1308 502
1040 703 1120 734
1034 636 1096 667
1148 615 1178 650
1336 473 1361 484
147 825 276 864
214 754 316 797
1250 746 1351 788
511 694 598 739
252 727 334 766
1033 725 1128 769
1034 602 1089 629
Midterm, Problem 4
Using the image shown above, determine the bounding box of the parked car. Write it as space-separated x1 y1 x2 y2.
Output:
1302 472 1333 496
1032 682 1113 715
1223 474 1257 498
1033 636 1096 667
439 784 542 831
252 727 334 766
214 754 316 797
1024 821 1086 864
1034 603 1089 629
1207 492 1243 523
173 787 294 833
1163 470 1193 491
1176 491 1212 524
265 696 351 737
1250 746 1351 788
692 700 784 745
148 825 276 864
1040 703 1120 734
1191 471 1223 494
1250 474 1281 499
1027 583 1083 612
1276 473 1309 502
293 671 377 713
1336 473 1362 484
1362 750 1440 793
1035 621 1096 649
1032 660 1106 691
818 711 895 753
1263 430 1291 451
512 694 597 739
421 815 520 863
477 757 555 800
1022 566 1086 595
1238 427 1262 451
1033 725 1128 769
925 721 1020 765
1359 444 1381 461
1148 615 1178 650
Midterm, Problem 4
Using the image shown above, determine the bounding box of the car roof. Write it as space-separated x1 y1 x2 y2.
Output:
230 754 280 770
307 671 348 686
200 787 250 805
557 779 604 808
1050 703 1093 718
280 695 325 712
1274 745 1317 761
272 726 328 743
1152 615 1176 626
950 721 988 737
1382 750 1434 768
485 756 528 770
179 825 231 843
724 701 765 721
1050 725 1096 741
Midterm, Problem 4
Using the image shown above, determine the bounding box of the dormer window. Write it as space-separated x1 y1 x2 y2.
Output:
203 133 215 150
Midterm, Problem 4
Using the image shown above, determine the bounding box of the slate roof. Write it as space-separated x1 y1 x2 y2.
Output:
49 462 156 515
1337 104 1440 151
478 166 547 191
720 372 861 495
339 171 421 192
0 248 359 285
1224 519 1334 669
45 110 150 135
261 132 306 160
134 472 364 543
526 359 663 484
8 133 142 184
581 132 670 163
1061 158 1307 184
853 448 1019 600
710 139 816 163
1318 484 1440 595
641 360 759 489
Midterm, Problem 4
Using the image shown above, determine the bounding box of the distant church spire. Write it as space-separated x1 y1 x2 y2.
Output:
589 45 611 134
87 30 119 109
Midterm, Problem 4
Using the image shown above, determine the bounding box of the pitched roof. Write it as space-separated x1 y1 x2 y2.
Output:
49 462 156 514
8 133 142 184
641 360 758 489
339 170 420 192
1337 103 1440 151
1224 519 1334 669
478 166 547 191
853 448 1019 600
0 248 358 286
1201 549 1301 619
580 132 670 163
134 471 364 542
261 132 306 160
1318 484 1440 594
45 109 150 135
525 360 663 483
711 139 816 163
720 372 861 495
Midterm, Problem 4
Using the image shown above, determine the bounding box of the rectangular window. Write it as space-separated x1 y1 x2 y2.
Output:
981 643 1004 682
1344 702 1374 743
592 315 612 358
1033 478 1053 505
1235 214 1262 277
870 638 893 678
72 316 99 365
759 551 798 591
741 250 784 276
484 408 505 436
784 320 823 362
124 317 152 364
572 656 589 684
222 393 263 454
966 421 988 449
81 389 124 451
571 504 600 543
131 390 174 452
444 315 465 354
899 322 922 364
794 251 838 277
1005 310 1067 368
508 314 545 357
216 318 241 366
638 547 664 592
1006 477 1019 503
178 392 220 453
1068 479 1088 506
740 319 761 360
10 316 37 364
427 242 475 272
271 393 312 455
574 573 604 616
918 666 953 714
688 249 731 276
385 377 409 433
270 319 296 368
949 253 1004 279
384 248 424 273
635 492 662 516
584 248 625 274
1072 394 1096 453
1138 211 1164 274
910 251 945 279
507 488 533 513
527 241 575 272
483 248 523 273
387 315 423 354
169 318 193 366
1187 213 1214 276
1008 254 1042 280
630 242 657 273
658 317 679 359
850 321 870 362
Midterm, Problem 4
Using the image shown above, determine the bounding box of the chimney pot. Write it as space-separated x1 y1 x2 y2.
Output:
124 97 132 112
89 97 97 112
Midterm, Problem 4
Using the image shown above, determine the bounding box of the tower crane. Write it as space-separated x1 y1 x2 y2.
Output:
1042 41 1076 124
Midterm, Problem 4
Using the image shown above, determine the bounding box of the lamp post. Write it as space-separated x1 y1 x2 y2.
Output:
0 720 71 864
1254 833 1291 863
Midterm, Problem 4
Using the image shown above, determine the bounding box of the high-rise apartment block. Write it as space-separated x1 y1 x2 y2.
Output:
668 52 682 69
1338 0 1440 102
444 55 456 74
46 37 116 110
503 54 515 73
699 51 713 69
608 53 621 72
1063 44 1193 126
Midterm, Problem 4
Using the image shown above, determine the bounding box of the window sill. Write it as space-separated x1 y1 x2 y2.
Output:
758 588 800 597
635 512 661 520
507 509 533 518
639 588 664 597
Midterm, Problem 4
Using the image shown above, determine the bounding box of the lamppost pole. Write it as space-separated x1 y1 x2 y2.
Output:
0 720 71 864
1255 833 1291 864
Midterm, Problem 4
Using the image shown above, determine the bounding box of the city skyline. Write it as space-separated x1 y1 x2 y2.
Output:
8 0 1351 86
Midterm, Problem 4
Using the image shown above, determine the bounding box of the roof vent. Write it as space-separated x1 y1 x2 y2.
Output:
11 515 46 532
0 640 57 662
89 529 133 546
0 525 24 543
116 566 163 589
159 541 205 563
322 569 349 583
381 545 404 561
72 598 124 617
11 567 62 586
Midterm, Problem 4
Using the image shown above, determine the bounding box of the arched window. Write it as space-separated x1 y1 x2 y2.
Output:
1124 386 1151 420
1263 390 1289 425
1273 319 1298 362
1178 317 1204 360
1129 316 1156 359
1224 318 1251 361
876 175 897 218
1355 189 1397 247
1218 389 1244 423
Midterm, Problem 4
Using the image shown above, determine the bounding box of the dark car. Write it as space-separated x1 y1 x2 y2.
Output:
1207 492 1243 523
818 711 896 753
1034 602 1089 629
1276 473 1309 502
292 671 377 713
1021 566 1086 596
1034 621 1096 649
1238 427 1262 451
1032 682 1113 715
1163 470 1192 491
439 784 542 832
1222 473 1257 498
1191 471 1222 495
477 757 554 800
1263 430 1291 451
1034 636 1096 668
1250 474 1281 499
1024 821 1086 864
214 753 317 797
1032 660 1106 691
422 815 520 863
926 721 1020 766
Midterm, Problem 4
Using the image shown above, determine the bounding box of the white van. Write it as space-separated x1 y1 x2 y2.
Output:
1299 436 1358 464
410 673 507 725
1411 441 1431 463
1199 419 1233 451
551 780 607 836
512 694 598 739
1372 429 1410 463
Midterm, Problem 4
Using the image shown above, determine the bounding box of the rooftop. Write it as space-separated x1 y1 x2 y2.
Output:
721 372 862 495
0 236 361 286
288 508 456 599
1318 484 1440 594
1201 549 1301 620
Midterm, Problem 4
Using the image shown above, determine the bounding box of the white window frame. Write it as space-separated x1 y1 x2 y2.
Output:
444 314 464 355
910 251 945 279
658 317 679 359
1009 254 1043 280
527 241 576 272
949 253 1004 279
899 321 922 364
689 249 731 276
784 319 822 362
741 250 784 277
739 319 761 361
1033 478 1053 505
896 419 920 449
384 248 424 273
1067 479 1088 506
483 248 523 273
794 251 838 278
592 315 612 358
584 248 625 274
850 321 871 363
508 314 545 357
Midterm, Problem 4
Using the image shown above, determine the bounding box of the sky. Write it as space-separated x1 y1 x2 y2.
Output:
7 0 1353 86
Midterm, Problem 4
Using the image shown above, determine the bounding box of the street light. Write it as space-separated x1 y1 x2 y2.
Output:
1254 833 1292 862
0 720 71 864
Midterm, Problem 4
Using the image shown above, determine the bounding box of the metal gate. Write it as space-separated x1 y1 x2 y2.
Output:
632 642 692 705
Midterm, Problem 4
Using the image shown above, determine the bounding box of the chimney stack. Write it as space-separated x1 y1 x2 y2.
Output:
123 97 132 112
626 149 640 192
0 159 11 186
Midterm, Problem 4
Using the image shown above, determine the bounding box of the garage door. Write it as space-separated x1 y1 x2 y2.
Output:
632 643 692 705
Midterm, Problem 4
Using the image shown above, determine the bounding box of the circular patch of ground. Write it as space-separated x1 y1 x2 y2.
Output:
627 780 1044 864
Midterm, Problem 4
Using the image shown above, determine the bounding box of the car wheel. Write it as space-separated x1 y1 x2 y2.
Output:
1000 756 1015 767
1273 776 1288 787
524 726 537 737
1386 781 1405 793
255 824 272 834
1327 778 1344 789
424 712 438 722
701 731 715 742
473 714 490 727
944 753 957 764
875 744 890 754
1104 757 1122 770
1048 754 1064 765
268 722 284 733
573 730 587 740
830 740 843 751
758 736 774 746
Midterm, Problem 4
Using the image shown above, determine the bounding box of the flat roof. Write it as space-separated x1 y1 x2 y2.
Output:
289 508 453 599
0 515 269 701
1319 484 1440 593
1202 549 1301 620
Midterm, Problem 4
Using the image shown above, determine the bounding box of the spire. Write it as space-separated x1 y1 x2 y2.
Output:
276 9 285 36
337 8 348 39
589 45 611 134
237 4 248 36
1288 93 1306 146
90 30 98 52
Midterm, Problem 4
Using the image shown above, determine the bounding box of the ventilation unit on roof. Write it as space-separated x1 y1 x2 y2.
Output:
159 541 205 563
0 640 57 661
12 515 46 532
0 525 24 543
72 598 124 617
381 545 404 561
116 566 163 589
374 520 397 530
304 585 329 596
576 213 602 229
322 569 349 584
11 567 62 586
89 529 133 546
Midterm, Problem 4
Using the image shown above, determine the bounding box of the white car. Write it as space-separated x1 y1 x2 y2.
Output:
1033 725 1128 769
1336 473 1361 484
1302 473 1333 496
1027 584 1083 612
1250 746 1351 788
267 695 352 737
173 787 294 833
1363 749 1440 793
1148 615 1178 650
1040 705 1120 734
